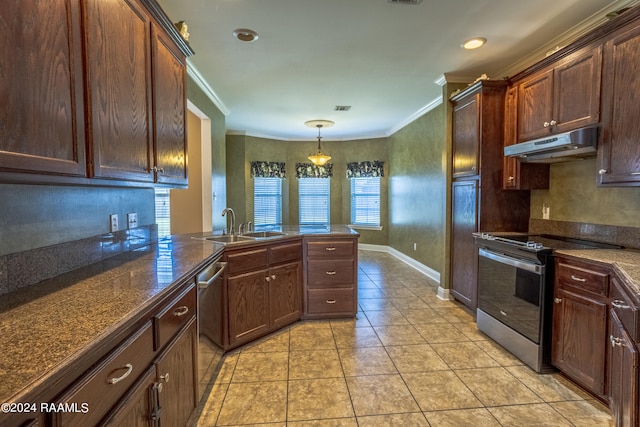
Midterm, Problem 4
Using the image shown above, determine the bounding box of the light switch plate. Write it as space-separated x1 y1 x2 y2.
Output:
127 212 138 229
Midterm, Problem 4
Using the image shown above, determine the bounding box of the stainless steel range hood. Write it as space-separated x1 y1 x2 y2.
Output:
504 126 599 163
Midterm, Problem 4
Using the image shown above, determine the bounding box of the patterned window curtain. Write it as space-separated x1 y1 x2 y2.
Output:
295 163 333 178
250 161 286 178
346 161 384 178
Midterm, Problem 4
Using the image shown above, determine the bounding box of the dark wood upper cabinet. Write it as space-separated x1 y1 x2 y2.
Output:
84 0 154 182
598 20 640 186
452 94 480 178
516 46 602 142
0 0 87 177
152 23 188 186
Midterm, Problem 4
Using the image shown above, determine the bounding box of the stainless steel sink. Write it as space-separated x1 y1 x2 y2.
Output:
241 231 286 238
205 235 255 243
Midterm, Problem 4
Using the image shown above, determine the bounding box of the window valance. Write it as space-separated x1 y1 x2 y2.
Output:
250 161 286 178
295 163 333 178
346 161 384 178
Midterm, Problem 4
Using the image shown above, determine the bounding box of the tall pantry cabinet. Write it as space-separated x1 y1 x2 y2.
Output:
450 80 530 310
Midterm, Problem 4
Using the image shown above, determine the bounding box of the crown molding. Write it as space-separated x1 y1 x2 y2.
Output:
186 61 230 116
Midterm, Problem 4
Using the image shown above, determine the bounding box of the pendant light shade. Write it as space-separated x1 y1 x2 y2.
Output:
305 120 334 166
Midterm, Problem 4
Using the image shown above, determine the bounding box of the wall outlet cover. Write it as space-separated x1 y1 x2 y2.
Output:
127 212 138 229
110 214 119 232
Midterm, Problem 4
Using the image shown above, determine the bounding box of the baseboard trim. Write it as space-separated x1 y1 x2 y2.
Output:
358 243 442 286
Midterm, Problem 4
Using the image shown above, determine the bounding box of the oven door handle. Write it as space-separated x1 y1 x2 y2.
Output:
478 248 544 275
197 260 227 289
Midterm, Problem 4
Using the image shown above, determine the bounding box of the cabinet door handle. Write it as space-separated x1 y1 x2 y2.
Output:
108 364 133 384
271 275 276 279
326 299 336 304
554 298 562 304
599 169 608 175
265 276 271 282
631 172 640 176
173 306 189 317
159 372 170 383
152 166 165 174
549 119 557 126
543 121 550 128
611 299 630 310
507 176 515 182
570 275 587 282
325 247 336 251
610 335 623 347
325 271 337 275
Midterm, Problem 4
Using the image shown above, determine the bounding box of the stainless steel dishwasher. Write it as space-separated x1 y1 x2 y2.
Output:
196 256 226 402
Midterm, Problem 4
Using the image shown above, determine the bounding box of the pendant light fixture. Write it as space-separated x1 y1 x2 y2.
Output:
305 120 334 166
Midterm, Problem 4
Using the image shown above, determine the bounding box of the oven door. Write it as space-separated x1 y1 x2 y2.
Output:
477 248 545 344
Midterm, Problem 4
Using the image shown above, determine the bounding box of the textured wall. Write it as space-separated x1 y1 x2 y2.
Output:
388 104 447 274
530 159 640 227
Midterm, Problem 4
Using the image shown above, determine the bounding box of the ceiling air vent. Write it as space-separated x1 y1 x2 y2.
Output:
334 105 351 111
388 0 423 4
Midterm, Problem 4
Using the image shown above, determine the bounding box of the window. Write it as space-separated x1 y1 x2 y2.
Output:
154 188 171 237
299 178 330 226
254 177 282 227
350 176 380 227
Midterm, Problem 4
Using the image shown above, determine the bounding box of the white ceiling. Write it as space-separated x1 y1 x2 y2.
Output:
158 0 635 141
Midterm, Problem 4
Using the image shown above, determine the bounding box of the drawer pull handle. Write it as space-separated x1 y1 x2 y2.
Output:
108 364 133 384
570 275 586 282
326 299 337 304
554 298 562 304
173 306 189 317
611 299 630 310
325 247 336 251
610 335 623 347
326 271 337 275
159 372 170 383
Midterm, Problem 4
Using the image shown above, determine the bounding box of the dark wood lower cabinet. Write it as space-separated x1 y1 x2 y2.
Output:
450 180 478 309
609 309 639 427
100 365 157 427
269 261 302 329
227 269 271 347
552 286 608 399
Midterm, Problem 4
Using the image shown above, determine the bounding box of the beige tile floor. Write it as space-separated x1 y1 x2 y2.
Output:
197 250 614 426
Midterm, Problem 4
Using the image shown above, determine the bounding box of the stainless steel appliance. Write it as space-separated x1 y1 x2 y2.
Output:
503 125 598 163
196 256 227 401
473 232 621 373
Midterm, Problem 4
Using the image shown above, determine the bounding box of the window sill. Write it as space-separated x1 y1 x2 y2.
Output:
348 224 383 231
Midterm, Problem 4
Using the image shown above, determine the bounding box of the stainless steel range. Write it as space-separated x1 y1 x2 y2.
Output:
473 232 621 373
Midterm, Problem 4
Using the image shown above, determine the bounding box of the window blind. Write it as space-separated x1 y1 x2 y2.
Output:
254 177 282 226
350 176 380 226
299 178 330 226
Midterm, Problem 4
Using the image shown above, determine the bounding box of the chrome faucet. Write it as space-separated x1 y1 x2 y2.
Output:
221 208 236 235
239 221 253 235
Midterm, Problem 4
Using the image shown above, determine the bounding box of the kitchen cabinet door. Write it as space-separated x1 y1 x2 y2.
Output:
598 21 640 186
452 93 480 178
450 180 478 310
503 85 549 190
155 320 198 427
152 23 188 186
101 365 157 427
228 269 270 346
0 0 87 177
84 0 154 182
517 68 554 142
609 309 639 427
269 261 302 329
552 287 607 399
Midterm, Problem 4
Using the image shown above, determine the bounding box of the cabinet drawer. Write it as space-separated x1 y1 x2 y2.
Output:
307 240 354 258
611 277 640 341
307 288 355 315
226 248 269 274
556 258 609 296
307 260 354 287
270 241 302 265
54 322 155 427
155 281 196 350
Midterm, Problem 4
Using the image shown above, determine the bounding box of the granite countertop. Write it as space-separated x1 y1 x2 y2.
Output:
188 224 359 240
554 248 640 297
0 235 224 404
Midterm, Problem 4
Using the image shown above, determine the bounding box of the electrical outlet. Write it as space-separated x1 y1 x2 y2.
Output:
413 243 417 251
110 214 119 232
542 203 550 220
127 212 138 229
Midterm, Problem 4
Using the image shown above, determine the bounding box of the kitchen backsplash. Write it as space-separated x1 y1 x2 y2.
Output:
529 218 640 249
0 225 157 296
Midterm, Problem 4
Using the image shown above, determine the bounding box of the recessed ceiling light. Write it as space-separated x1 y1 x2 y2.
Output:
233 29 259 42
462 37 487 50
